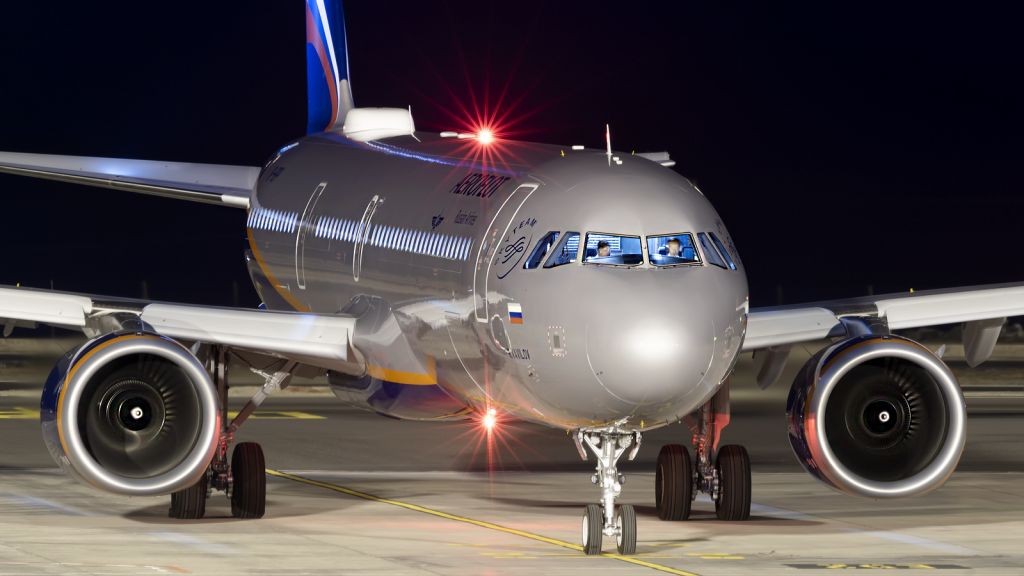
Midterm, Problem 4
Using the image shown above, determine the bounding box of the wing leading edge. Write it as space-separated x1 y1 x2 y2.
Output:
0 152 258 209
744 283 1024 364
0 285 357 374
742 283 1024 389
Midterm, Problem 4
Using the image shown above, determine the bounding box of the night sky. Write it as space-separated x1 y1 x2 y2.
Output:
0 2 1021 308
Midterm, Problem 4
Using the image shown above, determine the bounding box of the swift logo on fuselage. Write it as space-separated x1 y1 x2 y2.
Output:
449 173 511 198
494 217 537 279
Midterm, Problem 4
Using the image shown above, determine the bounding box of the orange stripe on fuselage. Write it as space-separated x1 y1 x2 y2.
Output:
365 356 438 386
247 227 311 312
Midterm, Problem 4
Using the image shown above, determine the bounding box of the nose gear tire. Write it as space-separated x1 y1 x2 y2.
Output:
582 503 603 555
714 444 751 521
655 444 693 521
615 504 637 555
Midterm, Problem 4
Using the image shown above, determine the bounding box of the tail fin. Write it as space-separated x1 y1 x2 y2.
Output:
306 0 354 134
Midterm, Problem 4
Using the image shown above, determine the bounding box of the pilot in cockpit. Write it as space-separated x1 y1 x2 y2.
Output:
596 240 611 258
665 238 682 257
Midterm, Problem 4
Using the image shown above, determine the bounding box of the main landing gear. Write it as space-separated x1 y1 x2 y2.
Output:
168 346 294 520
574 423 642 555
656 385 751 522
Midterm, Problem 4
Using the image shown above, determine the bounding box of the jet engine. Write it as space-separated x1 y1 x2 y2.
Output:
40 331 221 496
787 334 966 498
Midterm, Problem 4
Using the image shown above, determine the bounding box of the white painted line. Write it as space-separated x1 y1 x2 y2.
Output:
0 494 96 517
148 531 237 555
861 530 980 556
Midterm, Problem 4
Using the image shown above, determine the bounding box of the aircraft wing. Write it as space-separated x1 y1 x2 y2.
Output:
0 152 258 209
743 282 1024 385
0 285 358 374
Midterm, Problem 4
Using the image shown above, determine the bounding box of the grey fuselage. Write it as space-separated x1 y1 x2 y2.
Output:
246 132 748 431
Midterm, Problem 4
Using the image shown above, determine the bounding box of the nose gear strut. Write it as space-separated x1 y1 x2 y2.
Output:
573 421 641 555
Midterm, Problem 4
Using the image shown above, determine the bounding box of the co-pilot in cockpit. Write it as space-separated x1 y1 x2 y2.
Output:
527 229 737 270
647 233 700 266
582 233 644 265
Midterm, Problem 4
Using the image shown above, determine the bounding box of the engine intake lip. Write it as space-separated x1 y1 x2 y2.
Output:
57 333 220 496
808 335 966 498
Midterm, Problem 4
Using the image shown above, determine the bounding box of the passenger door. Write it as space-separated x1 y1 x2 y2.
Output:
473 183 539 323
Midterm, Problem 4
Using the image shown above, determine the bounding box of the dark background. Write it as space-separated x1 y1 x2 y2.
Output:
0 1 1021 308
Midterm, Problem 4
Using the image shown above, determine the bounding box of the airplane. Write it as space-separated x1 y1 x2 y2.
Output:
0 0 1021 557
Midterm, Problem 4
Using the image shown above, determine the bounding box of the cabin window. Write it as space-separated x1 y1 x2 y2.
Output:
697 232 727 268
543 231 580 268
524 231 560 269
709 232 737 270
582 233 644 266
647 233 701 266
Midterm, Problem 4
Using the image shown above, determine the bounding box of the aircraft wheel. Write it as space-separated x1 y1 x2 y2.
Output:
231 442 266 519
655 444 693 521
168 471 208 519
582 503 603 555
714 444 751 521
615 504 637 555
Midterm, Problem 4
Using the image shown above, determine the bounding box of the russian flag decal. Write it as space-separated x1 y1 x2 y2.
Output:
508 303 524 325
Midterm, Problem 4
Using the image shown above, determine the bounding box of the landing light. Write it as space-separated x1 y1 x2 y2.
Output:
482 407 498 432
477 129 495 144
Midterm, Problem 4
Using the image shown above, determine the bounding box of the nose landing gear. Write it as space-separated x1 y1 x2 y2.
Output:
655 384 751 521
574 423 642 555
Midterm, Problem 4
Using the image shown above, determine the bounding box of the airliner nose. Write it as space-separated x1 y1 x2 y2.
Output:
585 309 715 407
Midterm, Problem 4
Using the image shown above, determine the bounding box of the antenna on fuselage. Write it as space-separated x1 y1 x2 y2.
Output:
605 124 612 166
604 124 622 166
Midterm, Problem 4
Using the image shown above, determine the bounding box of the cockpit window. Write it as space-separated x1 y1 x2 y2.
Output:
708 232 737 270
524 231 560 269
583 233 644 266
697 232 727 268
647 233 700 266
543 231 580 268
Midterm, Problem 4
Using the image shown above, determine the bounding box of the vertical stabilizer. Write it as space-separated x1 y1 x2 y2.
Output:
306 0 354 134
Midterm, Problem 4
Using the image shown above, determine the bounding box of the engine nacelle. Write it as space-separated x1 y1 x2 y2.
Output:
787 334 966 498
40 331 221 496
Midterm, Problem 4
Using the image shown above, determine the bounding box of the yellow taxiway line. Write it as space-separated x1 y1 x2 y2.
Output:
267 469 701 576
